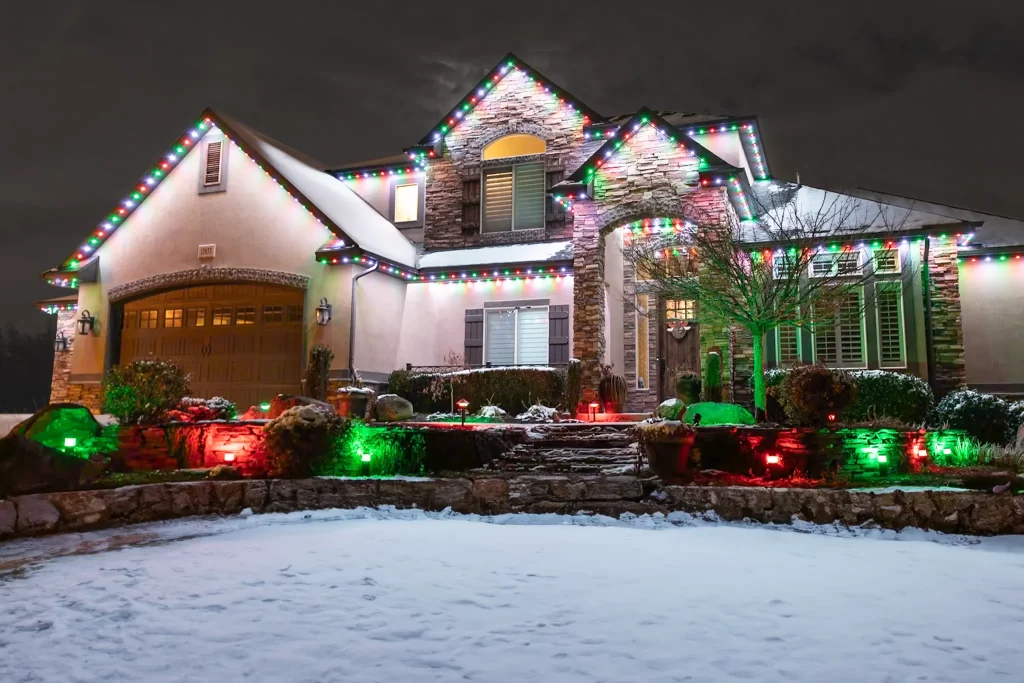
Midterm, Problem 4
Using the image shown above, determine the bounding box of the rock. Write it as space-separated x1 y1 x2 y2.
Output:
137 485 172 521
47 491 109 529
244 480 269 513
432 478 473 511
0 432 105 497
267 394 334 419
375 394 414 422
212 481 246 514
169 482 213 517
97 486 142 521
267 480 301 513
656 399 685 420
472 478 509 513
14 495 60 534
515 405 557 423
0 500 16 537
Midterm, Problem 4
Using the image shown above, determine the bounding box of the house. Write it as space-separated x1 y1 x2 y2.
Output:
37 53 1024 414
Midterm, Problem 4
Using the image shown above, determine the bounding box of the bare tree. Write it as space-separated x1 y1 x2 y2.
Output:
622 184 916 420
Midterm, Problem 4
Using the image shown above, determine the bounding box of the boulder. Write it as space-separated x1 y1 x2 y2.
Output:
14 495 60 534
0 432 106 497
375 394 414 422
0 500 16 537
656 398 685 420
267 394 335 419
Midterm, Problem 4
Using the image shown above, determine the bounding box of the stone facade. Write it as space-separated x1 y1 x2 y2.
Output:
3 476 1023 539
926 240 967 396
63 383 103 413
48 309 78 405
423 68 601 250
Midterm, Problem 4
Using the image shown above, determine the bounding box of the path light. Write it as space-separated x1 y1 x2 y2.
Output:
315 297 332 325
259 401 271 412
456 398 470 425
63 437 77 449
827 413 836 423
76 310 96 335
589 402 600 422
765 453 781 465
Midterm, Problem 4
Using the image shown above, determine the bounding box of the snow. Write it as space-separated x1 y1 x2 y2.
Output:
515 404 557 422
412 366 558 378
221 115 418 268
417 240 572 269
336 386 375 395
2 508 1024 683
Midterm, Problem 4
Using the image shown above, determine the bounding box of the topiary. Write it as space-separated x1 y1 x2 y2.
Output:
673 370 701 405
305 344 334 401
930 389 1012 445
565 359 583 414
845 370 933 425
263 404 348 478
777 364 856 426
702 351 723 402
102 359 191 425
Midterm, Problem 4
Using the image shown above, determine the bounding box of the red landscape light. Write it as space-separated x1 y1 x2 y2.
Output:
827 413 836 422
765 454 781 465
456 399 470 410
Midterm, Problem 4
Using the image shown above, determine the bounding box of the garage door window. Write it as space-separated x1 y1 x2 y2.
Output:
164 309 183 328
235 306 256 325
187 308 206 327
212 307 231 326
263 305 283 323
141 310 159 329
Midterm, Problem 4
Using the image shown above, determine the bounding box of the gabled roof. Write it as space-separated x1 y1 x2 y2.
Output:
566 108 737 184
44 108 418 283
416 52 604 146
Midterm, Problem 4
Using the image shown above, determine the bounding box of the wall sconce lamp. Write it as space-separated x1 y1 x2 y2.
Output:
54 331 68 351
315 298 332 326
76 310 96 335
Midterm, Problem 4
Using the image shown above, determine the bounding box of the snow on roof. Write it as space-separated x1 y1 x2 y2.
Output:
221 114 418 269
850 188 1024 249
749 183 966 242
417 240 573 269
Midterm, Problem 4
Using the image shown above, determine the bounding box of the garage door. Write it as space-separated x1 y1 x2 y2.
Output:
120 283 304 409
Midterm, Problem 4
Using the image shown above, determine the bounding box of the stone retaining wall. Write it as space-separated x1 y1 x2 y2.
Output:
2 475 1023 540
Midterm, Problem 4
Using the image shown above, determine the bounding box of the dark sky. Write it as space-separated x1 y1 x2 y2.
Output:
3 0 1023 332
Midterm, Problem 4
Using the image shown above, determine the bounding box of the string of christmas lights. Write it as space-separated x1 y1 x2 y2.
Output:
40 303 78 314
317 249 573 285
686 122 769 181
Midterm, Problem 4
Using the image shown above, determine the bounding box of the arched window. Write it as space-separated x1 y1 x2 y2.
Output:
480 134 546 233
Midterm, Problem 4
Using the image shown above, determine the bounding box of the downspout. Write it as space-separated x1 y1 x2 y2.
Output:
348 262 379 383
921 237 936 390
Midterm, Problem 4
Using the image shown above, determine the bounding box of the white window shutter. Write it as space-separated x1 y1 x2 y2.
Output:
204 141 223 186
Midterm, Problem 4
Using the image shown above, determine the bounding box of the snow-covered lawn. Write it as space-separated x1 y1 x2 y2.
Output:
3 510 1024 682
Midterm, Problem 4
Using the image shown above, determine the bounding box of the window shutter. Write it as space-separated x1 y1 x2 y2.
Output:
545 169 566 230
204 141 223 186
513 163 545 230
461 178 480 229
482 169 513 233
876 283 904 367
548 305 569 364
465 309 483 366
777 326 799 365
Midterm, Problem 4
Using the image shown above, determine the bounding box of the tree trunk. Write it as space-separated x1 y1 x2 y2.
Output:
752 332 766 423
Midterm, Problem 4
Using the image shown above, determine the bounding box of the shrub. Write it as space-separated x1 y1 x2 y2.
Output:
103 359 191 425
845 371 933 425
703 352 722 402
930 389 1013 445
167 396 237 422
681 402 755 426
332 421 425 476
777 365 856 426
305 344 334 401
565 359 583 413
263 404 349 478
386 367 565 415
598 365 628 411
763 367 789 421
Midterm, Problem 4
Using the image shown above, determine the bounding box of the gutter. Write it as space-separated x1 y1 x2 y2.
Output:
348 261 379 384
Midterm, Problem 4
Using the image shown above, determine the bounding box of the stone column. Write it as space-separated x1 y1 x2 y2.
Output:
572 218 606 391
926 239 966 396
49 310 77 404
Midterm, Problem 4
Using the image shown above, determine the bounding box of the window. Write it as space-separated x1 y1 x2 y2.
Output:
773 253 797 279
665 299 696 326
124 311 138 329
235 306 256 325
810 250 862 277
263 305 283 323
164 309 183 328
873 248 900 274
482 134 546 160
187 308 206 327
480 134 547 234
484 305 548 365
876 282 905 367
813 288 865 368
393 183 419 223
203 140 223 186
776 326 801 366
286 304 302 322
636 294 650 389
140 310 159 329
212 307 232 326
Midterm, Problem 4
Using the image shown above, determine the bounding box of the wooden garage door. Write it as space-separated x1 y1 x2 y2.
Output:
120 283 304 408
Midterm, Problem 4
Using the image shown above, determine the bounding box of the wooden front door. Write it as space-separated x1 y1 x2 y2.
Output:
659 298 700 401
120 283 304 408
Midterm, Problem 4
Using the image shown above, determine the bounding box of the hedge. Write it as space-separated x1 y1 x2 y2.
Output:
387 367 566 416
929 389 1024 446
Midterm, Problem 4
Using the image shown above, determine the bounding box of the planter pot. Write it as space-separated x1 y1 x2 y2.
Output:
335 395 370 420
638 432 697 479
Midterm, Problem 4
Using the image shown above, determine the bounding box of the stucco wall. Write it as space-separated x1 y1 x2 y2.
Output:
960 259 1024 390
396 277 575 368
345 174 425 244
68 129 351 378
351 271 408 377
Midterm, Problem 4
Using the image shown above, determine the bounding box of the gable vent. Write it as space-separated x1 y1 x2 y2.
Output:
203 141 223 186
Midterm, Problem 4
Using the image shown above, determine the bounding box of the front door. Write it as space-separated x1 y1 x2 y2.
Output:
119 283 304 407
659 299 700 401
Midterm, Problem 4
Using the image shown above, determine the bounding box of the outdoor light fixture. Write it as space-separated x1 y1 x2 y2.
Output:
76 310 96 335
589 402 600 422
315 297 332 326
456 398 470 425
765 453 781 465
827 413 836 423
876 454 889 464
53 331 68 352
223 452 236 462
63 437 77 449
361 452 372 462
259 401 271 412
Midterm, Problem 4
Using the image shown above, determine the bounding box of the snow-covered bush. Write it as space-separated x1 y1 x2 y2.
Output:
102 359 190 425
656 399 685 420
778 365 856 426
844 371 933 425
930 389 1014 445
516 404 557 423
478 405 508 419
167 396 238 422
387 366 565 415
263 404 348 477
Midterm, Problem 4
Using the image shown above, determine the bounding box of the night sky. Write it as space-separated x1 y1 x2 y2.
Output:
3 1 1023 332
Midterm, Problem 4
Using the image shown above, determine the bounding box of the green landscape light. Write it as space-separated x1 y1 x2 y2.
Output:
361 452 372 463
63 437 77 448
259 402 271 411
876 454 888 464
